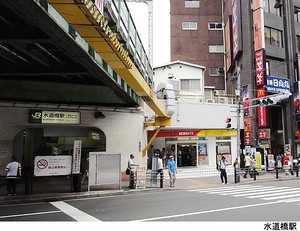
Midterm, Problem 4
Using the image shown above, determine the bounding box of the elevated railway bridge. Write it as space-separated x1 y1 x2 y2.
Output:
0 0 170 194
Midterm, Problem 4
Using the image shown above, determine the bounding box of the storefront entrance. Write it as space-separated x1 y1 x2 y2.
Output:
177 143 197 167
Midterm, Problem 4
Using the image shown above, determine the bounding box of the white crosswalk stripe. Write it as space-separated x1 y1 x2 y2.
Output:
188 185 300 205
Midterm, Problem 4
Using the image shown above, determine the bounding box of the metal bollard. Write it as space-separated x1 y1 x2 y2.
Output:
234 167 238 183
276 168 279 179
160 172 163 188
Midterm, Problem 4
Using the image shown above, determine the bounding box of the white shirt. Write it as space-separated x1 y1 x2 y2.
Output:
5 161 21 178
157 158 163 170
245 155 251 167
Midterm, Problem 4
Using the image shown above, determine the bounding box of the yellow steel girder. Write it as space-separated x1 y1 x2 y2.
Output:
48 0 169 119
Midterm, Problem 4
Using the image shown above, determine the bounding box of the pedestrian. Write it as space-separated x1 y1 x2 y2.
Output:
244 153 251 178
219 156 228 184
283 153 291 177
156 153 164 183
5 156 22 196
167 155 176 187
128 154 139 189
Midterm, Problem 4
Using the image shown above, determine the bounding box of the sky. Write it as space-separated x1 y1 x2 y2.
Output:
127 0 170 67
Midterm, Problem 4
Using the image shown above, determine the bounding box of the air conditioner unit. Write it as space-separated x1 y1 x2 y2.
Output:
218 67 225 75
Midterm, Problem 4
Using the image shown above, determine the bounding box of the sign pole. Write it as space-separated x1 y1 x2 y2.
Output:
236 67 241 183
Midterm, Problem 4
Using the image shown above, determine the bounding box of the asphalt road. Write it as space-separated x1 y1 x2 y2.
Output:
1 180 300 224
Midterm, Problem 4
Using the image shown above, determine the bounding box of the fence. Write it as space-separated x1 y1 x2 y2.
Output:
233 164 300 183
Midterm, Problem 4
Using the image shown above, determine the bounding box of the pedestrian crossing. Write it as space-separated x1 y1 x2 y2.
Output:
188 185 300 204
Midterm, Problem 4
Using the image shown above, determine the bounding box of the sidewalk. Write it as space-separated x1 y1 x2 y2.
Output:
0 171 299 205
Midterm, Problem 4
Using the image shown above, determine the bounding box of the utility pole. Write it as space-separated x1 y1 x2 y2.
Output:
235 66 241 183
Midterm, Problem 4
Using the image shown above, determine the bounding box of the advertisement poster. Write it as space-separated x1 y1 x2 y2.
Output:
268 154 275 170
255 152 262 170
34 155 72 176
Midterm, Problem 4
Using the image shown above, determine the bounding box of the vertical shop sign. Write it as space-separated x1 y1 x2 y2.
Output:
257 88 267 127
242 85 252 145
294 81 300 121
72 140 82 174
253 8 265 51
225 16 234 72
255 49 266 86
232 0 243 60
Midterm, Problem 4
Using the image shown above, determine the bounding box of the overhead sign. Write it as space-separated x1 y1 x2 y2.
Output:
29 110 80 124
266 76 290 93
34 155 72 176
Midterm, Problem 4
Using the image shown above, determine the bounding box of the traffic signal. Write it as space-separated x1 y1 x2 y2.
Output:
259 98 274 106
226 118 231 128
258 93 291 107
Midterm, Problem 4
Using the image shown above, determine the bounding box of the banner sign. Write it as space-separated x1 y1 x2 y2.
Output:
30 110 80 124
294 81 300 121
255 49 266 86
232 0 243 60
257 88 267 127
34 155 72 176
266 76 290 93
258 128 270 139
72 140 82 174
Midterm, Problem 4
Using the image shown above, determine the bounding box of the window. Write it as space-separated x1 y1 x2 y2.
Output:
264 26 283 47
264 0 282 17
180 79 201 90
297 36 300 52
185 0 200 8
182 22 198 30
209 45 224 53
295 7 300 23
209 68 224 76
208 22 223 30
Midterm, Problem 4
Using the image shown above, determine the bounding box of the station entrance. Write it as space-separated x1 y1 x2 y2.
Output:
7 127 106 195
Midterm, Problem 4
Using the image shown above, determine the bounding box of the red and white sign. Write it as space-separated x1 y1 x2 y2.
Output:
244 131 252 145
34 156 72 176
257 88 267 127
255 49 265 86
258 129 270 139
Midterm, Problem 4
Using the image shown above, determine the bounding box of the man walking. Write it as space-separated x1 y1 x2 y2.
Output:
167 155 176 187
244 153 251 178
5 156 22 196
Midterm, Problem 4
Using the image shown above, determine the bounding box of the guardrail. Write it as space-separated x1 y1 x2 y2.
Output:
234 165 300 183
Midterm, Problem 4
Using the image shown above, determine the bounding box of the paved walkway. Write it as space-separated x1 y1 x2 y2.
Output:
0 171 299 205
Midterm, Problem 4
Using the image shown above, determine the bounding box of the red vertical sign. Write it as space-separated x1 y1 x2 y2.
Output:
255 49 266 86
257 88 267 127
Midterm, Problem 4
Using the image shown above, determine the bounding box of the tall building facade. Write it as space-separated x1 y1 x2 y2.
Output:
223 0 300 159
170 0 225 91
